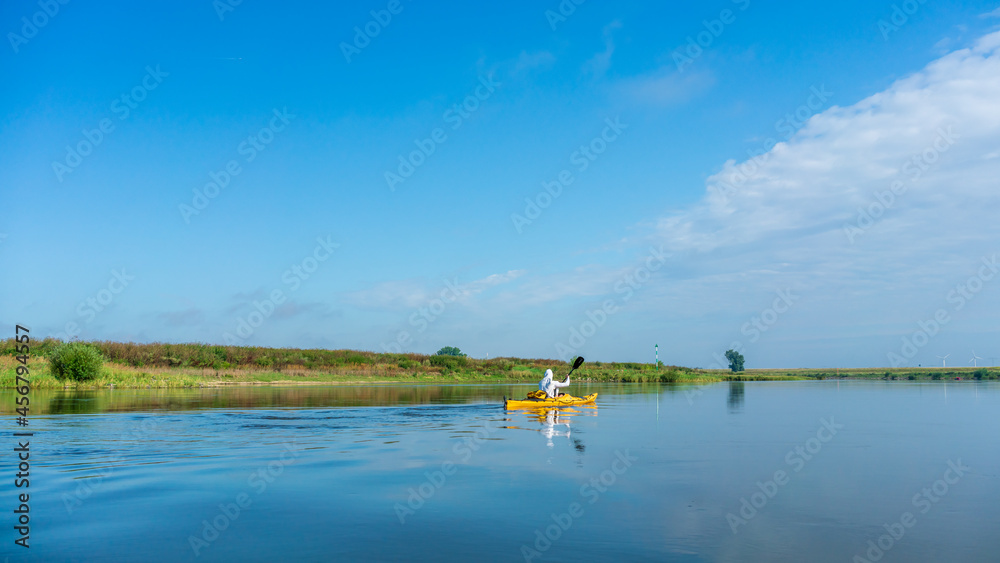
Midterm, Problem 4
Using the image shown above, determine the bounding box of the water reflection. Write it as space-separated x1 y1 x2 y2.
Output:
538 409 572 448
48 391 101 415
728 381 745 412
501 405 597 457
2 383 652 415
6 385 535 415
8 381 1000 563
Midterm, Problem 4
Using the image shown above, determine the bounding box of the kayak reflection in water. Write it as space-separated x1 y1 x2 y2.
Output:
538 368 571 398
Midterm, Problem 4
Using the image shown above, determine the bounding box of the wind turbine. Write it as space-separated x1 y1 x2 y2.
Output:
936 354 950 368
969 349 983 368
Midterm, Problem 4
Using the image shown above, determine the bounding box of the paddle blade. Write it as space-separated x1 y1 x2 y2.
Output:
572 356 585 369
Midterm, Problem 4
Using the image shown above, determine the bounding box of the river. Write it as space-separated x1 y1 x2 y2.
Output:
2 381 997 562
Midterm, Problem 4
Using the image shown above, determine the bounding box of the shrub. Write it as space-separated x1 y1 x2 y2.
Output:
343 353 372 365
658 371 680 383
430 355 467 369
50 343 104 381
931 373 942 380
435 346 465 357
485 359 514 371
973 368 987 380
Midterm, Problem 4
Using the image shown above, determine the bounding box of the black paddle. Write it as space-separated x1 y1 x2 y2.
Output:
550 356 585 399
565 356 585 379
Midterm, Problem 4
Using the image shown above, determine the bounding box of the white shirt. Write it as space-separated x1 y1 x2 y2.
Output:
538 369 570 398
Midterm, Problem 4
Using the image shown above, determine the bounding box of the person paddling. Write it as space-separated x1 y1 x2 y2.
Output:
538 368 571 398
503 358 588 408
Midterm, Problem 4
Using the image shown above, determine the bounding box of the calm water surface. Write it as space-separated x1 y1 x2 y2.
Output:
2 381 998 562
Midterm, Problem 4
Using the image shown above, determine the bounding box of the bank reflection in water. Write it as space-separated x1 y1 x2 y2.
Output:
6 384 537 415
728 381 745 413
3 381 673 415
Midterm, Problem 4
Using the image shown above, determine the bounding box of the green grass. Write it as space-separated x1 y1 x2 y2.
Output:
0 359 807 389
724 367 998 381
0 350 734 389
2 339 995 389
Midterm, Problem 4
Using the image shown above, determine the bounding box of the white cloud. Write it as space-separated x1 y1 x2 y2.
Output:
510 50 557 76
978 6 1000 18
584 20 622 79
617 31 1000 365
345 279 430 310
618 68 716 106
461 269 527 294
352 31 1000 366
346 270 526 312
652 31 1000 257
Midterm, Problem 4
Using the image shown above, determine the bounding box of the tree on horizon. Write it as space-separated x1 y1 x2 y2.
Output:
725 349 745 373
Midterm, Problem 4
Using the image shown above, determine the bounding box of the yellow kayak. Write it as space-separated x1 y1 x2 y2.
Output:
504 393 598 409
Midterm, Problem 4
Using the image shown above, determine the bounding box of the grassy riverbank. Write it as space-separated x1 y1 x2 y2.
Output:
1 355 742 389
731 367 998 381
1 340 995 389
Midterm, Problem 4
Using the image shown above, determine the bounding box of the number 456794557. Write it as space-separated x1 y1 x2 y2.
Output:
15 325 30 415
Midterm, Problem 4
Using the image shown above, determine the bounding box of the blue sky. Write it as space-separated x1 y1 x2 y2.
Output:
2 0 1000 368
